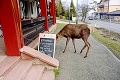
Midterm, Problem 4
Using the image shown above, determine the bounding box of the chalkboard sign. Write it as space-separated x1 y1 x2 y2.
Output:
39 38 54 57
38 33 56 58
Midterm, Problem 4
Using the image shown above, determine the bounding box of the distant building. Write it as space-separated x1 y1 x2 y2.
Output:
97 0 120 21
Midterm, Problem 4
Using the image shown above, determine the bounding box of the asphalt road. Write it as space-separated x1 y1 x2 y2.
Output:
55 20 120 80
85 19 120 33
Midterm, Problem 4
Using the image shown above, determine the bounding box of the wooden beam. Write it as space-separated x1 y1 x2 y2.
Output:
0 0 24 56
40 0 49 31
50 0 56 24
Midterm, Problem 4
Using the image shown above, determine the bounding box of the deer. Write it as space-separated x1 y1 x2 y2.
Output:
56 24 91 58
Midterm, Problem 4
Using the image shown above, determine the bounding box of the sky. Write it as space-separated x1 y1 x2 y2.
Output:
61 0 101 6
61 0 101 15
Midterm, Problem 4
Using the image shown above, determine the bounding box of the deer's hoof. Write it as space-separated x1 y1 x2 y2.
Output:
63 51 65 53
80 51 82 54
74 51 76 53
84 56 87 58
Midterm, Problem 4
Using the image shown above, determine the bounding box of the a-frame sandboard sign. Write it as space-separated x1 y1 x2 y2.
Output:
38 33 56 58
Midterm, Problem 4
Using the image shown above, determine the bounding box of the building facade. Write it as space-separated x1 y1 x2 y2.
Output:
97 0 120 21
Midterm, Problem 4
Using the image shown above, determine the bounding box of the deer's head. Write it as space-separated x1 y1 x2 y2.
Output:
56 33 64 41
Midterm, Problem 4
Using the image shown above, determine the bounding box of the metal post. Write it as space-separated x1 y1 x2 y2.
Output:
69 6 70 24
109 18 111 35
95 21 96 27
76 0 78 24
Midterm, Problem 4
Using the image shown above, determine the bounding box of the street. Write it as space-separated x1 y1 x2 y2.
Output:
85 19 120 33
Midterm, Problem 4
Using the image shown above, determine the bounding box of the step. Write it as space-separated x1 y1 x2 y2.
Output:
20 46 59 67
0 55 7 63
22 65 45 80
0 56 20 77
3 60 32 80
41 70 55 80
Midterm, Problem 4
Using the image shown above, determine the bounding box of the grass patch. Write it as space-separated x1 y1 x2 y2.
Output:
56 23 66 30
54 67 60 78
56 17 68 22
56 17 75 23
92 28 120 59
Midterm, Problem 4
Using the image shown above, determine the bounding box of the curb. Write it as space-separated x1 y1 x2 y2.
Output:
101 44 120 63
91 35 120 63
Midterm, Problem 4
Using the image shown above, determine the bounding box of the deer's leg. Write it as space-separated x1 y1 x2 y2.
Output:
63 37 70 53
84 41 90 58
72 38 76 53
80 38 87 53
80 45 86 53
80 37 90 58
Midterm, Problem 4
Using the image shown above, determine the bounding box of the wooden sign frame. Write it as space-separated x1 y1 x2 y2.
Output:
38 33 56 58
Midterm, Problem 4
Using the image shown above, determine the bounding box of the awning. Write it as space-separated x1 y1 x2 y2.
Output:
99 10 120 16
108 10 120 16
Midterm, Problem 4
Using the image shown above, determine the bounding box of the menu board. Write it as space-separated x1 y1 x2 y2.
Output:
38 33 56 58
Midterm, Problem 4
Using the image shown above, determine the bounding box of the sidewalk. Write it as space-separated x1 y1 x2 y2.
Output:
55 20 120 80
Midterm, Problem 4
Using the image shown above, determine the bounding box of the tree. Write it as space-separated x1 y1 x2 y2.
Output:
56 0 65 17
64 10 69 19
81 4 88 21
78 0 97 22
70 0 76 17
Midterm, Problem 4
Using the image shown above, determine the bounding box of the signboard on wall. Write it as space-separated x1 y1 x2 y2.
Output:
38 33 56 58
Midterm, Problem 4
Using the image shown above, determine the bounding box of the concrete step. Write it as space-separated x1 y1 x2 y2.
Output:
3 60 32 80
20 46 59 67
22 65 45 80
0 55 7 63
41 70 55 80
0 56 20 77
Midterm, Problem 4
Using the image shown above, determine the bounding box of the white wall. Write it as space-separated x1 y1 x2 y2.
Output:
31 1 38 18
99 0 120 6
109 0 120 5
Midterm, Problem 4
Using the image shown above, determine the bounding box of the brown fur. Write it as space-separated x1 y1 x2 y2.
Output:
56 24 91 58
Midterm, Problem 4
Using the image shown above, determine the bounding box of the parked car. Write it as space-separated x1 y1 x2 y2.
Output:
88 16 94 20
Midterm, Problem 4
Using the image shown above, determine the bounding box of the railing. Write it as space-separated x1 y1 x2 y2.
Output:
22 17 45 45
48 16 53 28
